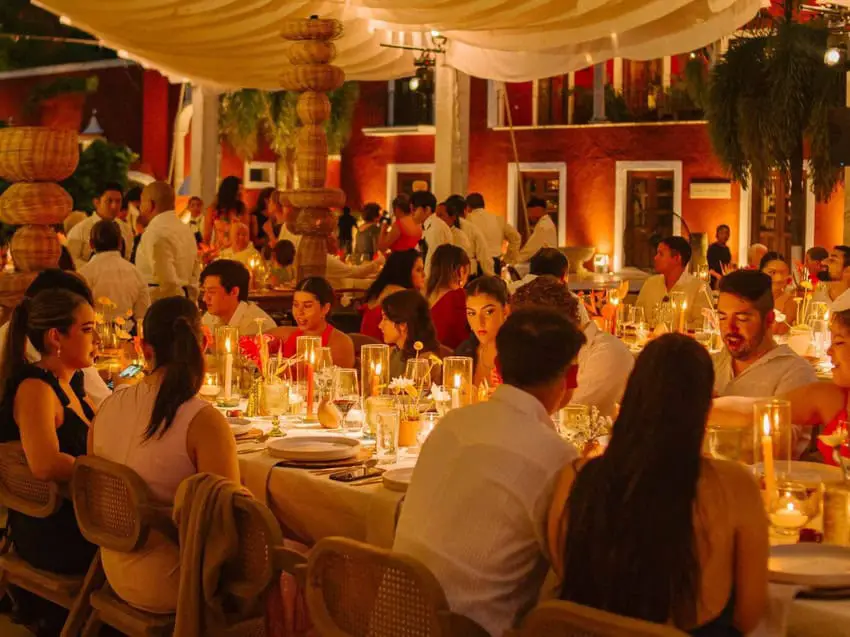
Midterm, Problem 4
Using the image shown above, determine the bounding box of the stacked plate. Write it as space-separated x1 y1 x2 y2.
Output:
769 544 850 589
228 418 253 438
267 435 361 463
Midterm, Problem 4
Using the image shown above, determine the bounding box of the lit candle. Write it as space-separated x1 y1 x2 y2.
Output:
762 413 777 498
371 362 381 398
769 502 807 529
610 297 620 336
679 300 687 333
306 350 315 416
451 373 461 410
223 337 233 400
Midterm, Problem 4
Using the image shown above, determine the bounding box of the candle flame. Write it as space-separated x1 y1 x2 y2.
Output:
682 301 688 310
309 351 315 365
375 362 382 376
762 413 771 436
225 338 231 354
454 373 461 389
785 502 795 512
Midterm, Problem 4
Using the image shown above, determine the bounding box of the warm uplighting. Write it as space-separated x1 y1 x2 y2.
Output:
59 15 72 26
825 47 842 67
117 49 130 59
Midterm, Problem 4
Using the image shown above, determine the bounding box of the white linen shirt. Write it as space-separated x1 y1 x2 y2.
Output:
635 271 711 328
136 211 200 301
572 321 634 418
202 301 275 336
66 213 134 265
394 384 577 636
422 215 453 275
459 217 494 276
713 345 817 398
219 244 262 266
516 215 558 263
466 208 521 263
79 251 151 320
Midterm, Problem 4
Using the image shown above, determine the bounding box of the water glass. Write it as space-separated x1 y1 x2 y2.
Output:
375 409 400 464
418 412 439 447
264 381 290 416
405 358 431 389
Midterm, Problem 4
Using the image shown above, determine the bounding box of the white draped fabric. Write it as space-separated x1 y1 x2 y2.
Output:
35 0 760 87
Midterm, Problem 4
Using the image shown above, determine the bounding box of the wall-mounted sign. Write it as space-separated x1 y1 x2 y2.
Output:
689 180 732 200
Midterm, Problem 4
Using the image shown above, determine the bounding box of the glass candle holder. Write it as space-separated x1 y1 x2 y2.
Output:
199 370 220 402
769 481 816 536
361 344 390 399
754 399 792 498
443 356 473 410
418 411 439 448
214 326 240 406
670 291 688 334
405 358 431 389
365 395 394 439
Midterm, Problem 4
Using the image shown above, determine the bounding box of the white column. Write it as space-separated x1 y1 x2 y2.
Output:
433 61 470 201
190 85 219 207
662 56 672 90
591 63 606 122
613 58 624 93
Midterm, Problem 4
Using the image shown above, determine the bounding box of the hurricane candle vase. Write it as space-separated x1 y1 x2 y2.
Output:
296 336 320 418
670 291 687 334
361 344 390 399
753 399 792 500
443 356 473 410
214 326 240 406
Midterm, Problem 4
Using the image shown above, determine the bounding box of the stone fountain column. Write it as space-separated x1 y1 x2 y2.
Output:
279 16 346 280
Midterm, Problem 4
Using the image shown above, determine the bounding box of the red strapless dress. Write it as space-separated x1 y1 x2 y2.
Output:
360 304 384 341
282 324 334 358
817 390 849 465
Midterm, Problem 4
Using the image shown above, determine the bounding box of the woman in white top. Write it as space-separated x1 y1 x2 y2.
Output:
89 296 239 614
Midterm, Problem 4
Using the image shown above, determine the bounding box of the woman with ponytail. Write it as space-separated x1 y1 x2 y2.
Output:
0 289 99 577
90 296 238 614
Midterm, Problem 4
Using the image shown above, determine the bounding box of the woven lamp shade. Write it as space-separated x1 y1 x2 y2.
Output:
0 272 37 310
296 92 331 124
0 127 79 182
0 182 73 226
287 189 345 210
279 65 344 93
11 225 61 272
287 41 337 65
280 18 342 41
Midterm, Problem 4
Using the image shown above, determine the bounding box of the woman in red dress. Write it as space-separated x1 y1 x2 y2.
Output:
426 245 471 349
359 250 426 341
377 194 422 254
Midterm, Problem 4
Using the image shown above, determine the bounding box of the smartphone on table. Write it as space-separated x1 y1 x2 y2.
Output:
329 466 385 483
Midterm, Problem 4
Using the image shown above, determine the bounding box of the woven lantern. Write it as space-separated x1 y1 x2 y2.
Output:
280 16 346 280
10 225 61 272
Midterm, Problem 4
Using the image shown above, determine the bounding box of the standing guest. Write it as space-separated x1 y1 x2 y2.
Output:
813 245 850 306
379 290 443 378
0 289 98 576
549 334 767 636
635 236 711 328
180 195 205 243
91 297 239 614
66 182 134 264
805 246 829 282
272 277 355 368
443 195 491 277
79 220 151 321
415 191 452 275
203 176 247 249
516 197 558 264
360 250 425 341
378 194 422 254
200 260 275 335
122 186 142 233
707 224 732 289
136 181 200 301
426 245 472 349
130 212 150 265
325 235 383 290
262 191 291 251
354 203 381 264
337 206 357 256
759 251 797 334
251 187 274 249
465 192 521 273
268 240 296 288
219 222 261 266
747 243 768 269
394 308 585 636
455 276 510 387
512 275 633 418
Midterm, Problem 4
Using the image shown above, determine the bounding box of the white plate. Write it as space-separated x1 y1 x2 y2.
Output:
266 435 360 462
382 466 414 492
755 461 843 487
769 544 850 588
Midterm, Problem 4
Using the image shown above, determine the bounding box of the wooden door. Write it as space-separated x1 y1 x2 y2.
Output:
394 172 432 201
751 172 792 261
516 171 561 244
624 171 675 271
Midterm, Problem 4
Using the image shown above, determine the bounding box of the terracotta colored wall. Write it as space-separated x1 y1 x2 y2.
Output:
141 70 170 180
815 184 845 249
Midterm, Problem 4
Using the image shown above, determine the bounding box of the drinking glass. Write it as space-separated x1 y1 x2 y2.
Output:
375 408 400 464
342 401 365 435
264 381 290 436
314 347 335 398
418 412 440 447
332 369 360 420
769 481 816 537
405 358 431 389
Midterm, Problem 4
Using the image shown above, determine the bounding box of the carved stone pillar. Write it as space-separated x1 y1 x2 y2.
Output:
280 16 346 280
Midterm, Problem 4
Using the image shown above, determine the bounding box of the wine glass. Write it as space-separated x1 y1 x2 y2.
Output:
405 358 431 389
333 368 360 419
314 347 334 398
264 380 290 437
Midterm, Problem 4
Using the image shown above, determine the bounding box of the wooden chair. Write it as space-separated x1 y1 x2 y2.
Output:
305 536 488 637
511 600 689 637
71 455 177 637
0 442 99 637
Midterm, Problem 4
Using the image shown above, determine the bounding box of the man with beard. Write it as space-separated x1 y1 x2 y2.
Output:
715 269 816 398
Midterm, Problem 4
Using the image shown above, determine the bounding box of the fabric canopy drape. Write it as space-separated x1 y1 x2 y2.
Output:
35 0 760 87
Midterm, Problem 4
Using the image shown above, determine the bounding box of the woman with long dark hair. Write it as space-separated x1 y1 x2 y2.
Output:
203 175 247 249
0 289 98 576
426 244 471 349
548 334 768 636
359 249 425 341
90 296 238 613
251 186 275 249
455 276 509 387
379 289 442 378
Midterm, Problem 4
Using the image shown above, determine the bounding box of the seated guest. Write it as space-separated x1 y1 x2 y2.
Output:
804 246 829 282
360 249 425 341
512 276 633 418
268 239 296 288
548 334 768 635
379 290 442 378
0 270 110 406
272 277 355 368
759 251 796 334
813 245 850 306
394 308 585 636
426 244 472 349
510 248 590 324
91 297 239 613
325 234 382 290
79 219 151 321
747 243 768 269
635 237 711 328
455 276 510 387
0 289 98 575
200 259 275 335
219 222 261 265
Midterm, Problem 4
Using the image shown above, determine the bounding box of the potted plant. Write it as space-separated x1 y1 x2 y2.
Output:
27 75 99 130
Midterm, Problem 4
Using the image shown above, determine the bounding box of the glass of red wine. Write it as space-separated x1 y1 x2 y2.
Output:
333 368 361 432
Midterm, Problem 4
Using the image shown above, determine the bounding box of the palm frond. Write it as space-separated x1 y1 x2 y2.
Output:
219 89 265 159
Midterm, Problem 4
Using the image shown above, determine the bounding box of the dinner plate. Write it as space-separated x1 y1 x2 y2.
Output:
382 466 414 492
228 419 253 437
266 435 360 462
769 544 850 588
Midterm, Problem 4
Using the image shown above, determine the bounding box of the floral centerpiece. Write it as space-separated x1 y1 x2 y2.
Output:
560 406 613 458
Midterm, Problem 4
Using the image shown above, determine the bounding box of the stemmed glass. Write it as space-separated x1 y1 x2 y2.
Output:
405 358 431 388
333 368 360 432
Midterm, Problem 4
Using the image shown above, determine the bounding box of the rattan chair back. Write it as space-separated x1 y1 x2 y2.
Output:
0 441 61 517
514 601 690 637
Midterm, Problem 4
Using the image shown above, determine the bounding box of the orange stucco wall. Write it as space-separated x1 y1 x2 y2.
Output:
815 184 845 250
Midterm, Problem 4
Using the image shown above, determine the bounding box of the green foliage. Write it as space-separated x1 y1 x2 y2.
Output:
25 75 99 115
60 140 137 212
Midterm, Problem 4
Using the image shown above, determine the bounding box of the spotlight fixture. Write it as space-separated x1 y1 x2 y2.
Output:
408 59 434 93
408 76 420 91
825 46 843 66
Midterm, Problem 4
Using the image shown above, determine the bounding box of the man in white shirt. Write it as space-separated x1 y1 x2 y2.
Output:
325 235 383 289
443 195 493 276
813 245 850 307
413 191 452 276
136 181 200 301
516 197 558 264
79 220 151 321
465 192 521 272
512 274 633 417
635 236 711 328
0 269 111 407
66 182 134 265
394 308 585 636
200 259 275 335
180 195 205 241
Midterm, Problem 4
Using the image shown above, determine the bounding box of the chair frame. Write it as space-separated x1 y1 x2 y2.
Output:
512 600 690 637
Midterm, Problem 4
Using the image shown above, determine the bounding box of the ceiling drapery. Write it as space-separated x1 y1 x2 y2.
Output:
35 0 761 87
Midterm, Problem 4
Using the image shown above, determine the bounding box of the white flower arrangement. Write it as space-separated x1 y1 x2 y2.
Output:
428 384 451 402
388 377 417 394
